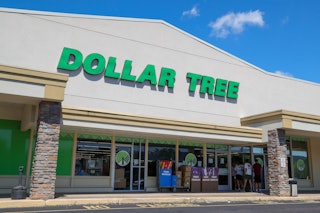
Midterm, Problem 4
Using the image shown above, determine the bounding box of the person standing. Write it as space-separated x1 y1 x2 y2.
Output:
253 158 262 192
234 161 243 191
231 163 236 190
243 159 252 192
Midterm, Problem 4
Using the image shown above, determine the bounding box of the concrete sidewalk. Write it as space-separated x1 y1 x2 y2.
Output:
1 192 320 209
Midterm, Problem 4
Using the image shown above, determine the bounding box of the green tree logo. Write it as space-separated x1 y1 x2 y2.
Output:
116 150 130 167
185 153 197 166
296 159 305 172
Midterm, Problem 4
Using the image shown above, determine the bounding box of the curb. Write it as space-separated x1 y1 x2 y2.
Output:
0 194 319 209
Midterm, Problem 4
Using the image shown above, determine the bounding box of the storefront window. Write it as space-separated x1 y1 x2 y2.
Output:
231 146 250 153
148 143 175 176
292 139 309 179
179 146 203 167
207 148 215 167
287 137 310 180
253 147 264 154
286 137 291 155
215 144 228 151
75 139 111 176
134 142 145 166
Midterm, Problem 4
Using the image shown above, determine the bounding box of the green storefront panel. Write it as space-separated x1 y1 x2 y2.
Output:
56 133 74 176
0 120 30 175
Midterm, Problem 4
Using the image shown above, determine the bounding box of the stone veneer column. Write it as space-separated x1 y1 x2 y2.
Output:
29 101 61 200
267 129 290 196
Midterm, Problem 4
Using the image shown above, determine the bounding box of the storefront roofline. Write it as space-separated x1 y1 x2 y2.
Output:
241 110 320 128
241 110 320 141
62 106 263 145
0 64 68 102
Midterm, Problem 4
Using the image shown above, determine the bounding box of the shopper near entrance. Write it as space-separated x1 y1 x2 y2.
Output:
243 159 252 192
231 163 236 190
253 159 262 192
234 161 244 191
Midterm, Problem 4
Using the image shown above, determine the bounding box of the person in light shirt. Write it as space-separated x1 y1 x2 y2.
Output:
243 159 252 192
234 161 244 191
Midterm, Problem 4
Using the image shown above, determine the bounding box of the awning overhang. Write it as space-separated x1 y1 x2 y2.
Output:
241 110 320 140
0 64 68 131
62 106 263 146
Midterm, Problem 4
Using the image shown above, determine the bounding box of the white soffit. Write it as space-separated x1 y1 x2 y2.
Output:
0 79 44 98
292 121 320 133
63 119 262 144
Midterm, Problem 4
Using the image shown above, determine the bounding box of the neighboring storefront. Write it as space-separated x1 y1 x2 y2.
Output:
0 8 319 199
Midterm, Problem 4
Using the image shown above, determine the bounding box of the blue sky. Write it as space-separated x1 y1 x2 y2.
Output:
1 0 320 83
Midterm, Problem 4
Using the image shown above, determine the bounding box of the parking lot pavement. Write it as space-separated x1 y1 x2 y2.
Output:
1 192 320 209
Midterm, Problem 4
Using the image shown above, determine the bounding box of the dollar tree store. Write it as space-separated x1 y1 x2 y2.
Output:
1 8 320 200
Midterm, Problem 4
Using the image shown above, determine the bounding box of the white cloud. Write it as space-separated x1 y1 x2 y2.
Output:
182 5 200 18
209 10 265 38
274 70 294 78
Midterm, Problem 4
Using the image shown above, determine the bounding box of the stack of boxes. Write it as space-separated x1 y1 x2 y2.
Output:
180 165 191 189
174 170 182 187
114 168 126 189
162 165 219 192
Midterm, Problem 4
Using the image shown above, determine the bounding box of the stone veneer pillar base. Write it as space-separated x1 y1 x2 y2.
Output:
29 101 61 200
267 129 290 196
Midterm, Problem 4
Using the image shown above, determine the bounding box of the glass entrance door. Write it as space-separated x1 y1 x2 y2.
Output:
114 144 132 191
114 142 145 191
132 142 145 191
217 152 229 190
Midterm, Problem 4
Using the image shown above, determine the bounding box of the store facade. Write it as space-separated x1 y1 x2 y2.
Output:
0 8 319 199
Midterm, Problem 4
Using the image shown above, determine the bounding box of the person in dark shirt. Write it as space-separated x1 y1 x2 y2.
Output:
253 159 262 192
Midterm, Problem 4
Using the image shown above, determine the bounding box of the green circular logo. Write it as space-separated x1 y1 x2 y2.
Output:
185 153 197 166
116 150 130 167
296 159 305 172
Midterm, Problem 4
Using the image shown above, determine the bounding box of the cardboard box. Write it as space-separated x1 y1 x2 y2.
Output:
182 176 190 183
176 178 182 187
183 180 190 188
181 165 192 172
182 176 190 188
191 177 201 192
115 168 125 179
114 178 126 189
183 171 191 177
175 171 182 178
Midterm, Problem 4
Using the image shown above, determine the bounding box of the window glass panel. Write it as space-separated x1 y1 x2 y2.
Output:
286 137 291 155
215 144 228 151
231 146 250 153
253 147 264 154
134 142 145 166
207 148 215 167
179 146 203 167
148 144 175 176
292 139 309 179
231 146 242 153
75 139 111 176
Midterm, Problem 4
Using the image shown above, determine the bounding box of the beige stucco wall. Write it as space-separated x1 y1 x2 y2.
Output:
310 137 320 189
1 9 319 129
